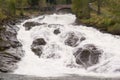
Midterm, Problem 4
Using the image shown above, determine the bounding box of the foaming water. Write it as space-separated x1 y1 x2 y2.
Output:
14 13 120 77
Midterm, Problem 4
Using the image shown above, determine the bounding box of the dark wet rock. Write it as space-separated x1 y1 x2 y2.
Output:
65 32 86 47
31 46 43 57
74 44 102 68
23 22 42 30
54 28 61 35
0 24 24 73
32 38 46 46
80 37 86 42
31 38 46 57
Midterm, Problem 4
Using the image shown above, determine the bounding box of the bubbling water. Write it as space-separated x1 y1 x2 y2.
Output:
14 13 120 77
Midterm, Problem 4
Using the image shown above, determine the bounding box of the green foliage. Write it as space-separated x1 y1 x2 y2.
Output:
8 0 16 16
0 10 7 21
28 0 40 7
72 0 120 34
108 23 120 35
72 0 90 19
56 0 67 4
39 0 46 8
0 0 16 16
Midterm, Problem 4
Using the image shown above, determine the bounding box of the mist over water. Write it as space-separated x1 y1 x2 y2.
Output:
14 14 120 77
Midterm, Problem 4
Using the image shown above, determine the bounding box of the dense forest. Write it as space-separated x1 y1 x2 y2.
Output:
72 0 120 35
0 0 120 35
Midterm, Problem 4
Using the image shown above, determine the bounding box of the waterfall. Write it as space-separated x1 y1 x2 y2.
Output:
14 13 120 77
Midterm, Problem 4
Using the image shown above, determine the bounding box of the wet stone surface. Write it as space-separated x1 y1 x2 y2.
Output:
31 38 46 57
54 28 61 35
74 44 102 68
0 24 24 73
23 22 42 30
65 32 86 47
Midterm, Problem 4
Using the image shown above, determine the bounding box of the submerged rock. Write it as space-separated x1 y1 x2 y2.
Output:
65 32 85 47
31 38 46 57
74 44 102 68
23 22 42 30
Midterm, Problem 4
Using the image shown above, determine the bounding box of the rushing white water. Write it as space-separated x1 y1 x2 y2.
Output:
14 13 120 77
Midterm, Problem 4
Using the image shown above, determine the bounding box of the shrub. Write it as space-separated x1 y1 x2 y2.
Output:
108 23 120 35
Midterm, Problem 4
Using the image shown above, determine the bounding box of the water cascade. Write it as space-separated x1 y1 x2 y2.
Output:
14 14 120 77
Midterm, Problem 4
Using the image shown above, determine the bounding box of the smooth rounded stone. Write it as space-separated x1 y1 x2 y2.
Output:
73 44 102 68
54 28 61 35
23 22 42 30
65 32 86 47
31 38 46 57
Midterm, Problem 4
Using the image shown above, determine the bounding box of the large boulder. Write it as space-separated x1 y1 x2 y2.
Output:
74 44 102 68
54 28 61 35
31 38 46 57
65 32 85 47
0 24 24 73
23 22 42 30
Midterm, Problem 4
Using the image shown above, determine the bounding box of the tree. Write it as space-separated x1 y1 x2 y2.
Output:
4 0 16 16
46 0 56 5
39 0 46 8
97 0 101 14
16 0 28 16
66 0 72 4
72 0 90 19
28 0 39 7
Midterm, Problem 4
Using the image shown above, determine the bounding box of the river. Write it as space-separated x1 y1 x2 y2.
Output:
14 13 120 78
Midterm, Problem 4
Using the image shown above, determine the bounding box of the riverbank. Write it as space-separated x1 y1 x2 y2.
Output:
73 0 120 35
75 13 120 35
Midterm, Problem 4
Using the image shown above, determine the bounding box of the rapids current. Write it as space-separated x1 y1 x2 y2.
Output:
14 14 120 77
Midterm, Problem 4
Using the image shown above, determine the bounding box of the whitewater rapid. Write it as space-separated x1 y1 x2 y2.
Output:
14 13 120 77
